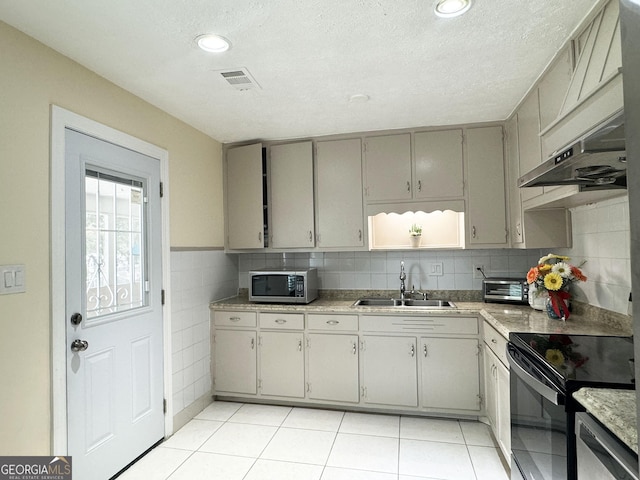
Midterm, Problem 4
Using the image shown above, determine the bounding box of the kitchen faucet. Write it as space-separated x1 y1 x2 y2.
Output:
399 261 407 300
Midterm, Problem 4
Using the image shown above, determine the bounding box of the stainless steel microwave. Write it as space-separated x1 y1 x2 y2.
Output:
249 268 318 304
482 277 529 304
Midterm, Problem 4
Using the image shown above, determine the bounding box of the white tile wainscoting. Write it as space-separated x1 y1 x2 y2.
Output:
170 249 239 421
118 402 509 480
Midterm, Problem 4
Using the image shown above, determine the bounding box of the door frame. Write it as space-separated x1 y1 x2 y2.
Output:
50 105 173 454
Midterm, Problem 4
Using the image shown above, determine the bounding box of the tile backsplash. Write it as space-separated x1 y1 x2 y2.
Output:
555 196 631 315
238 249 541 292
170 249 238 416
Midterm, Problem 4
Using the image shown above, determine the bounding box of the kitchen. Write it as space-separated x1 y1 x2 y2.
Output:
0 0 639 479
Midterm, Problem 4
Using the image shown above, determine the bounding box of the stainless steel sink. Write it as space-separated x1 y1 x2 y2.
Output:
353 298 400 306
402 299 456 308
353 298 456 308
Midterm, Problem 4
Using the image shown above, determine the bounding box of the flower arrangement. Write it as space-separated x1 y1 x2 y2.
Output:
526 253 587 320
409 223 422 236
529 334 589 375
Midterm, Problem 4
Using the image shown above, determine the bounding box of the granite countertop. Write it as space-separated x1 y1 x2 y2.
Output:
210 293 632 338
573 387 638 454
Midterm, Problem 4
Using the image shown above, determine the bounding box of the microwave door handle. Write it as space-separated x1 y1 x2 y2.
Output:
507 346 563 406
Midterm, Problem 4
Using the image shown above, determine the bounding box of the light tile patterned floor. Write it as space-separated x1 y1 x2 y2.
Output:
117 401 509 480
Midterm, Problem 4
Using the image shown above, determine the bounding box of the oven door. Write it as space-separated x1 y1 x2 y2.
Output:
508 343 569 480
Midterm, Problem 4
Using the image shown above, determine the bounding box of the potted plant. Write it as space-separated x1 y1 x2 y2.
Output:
409 223 422 248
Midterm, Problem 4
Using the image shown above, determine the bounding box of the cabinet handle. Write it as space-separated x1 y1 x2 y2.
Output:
352 341 357 355
251 338 255 349
516 222 522 236
410 344 415 357
258 231 262 242
418 180 422 192
326 320 340 325
472 226 477 238
229 316 241 322
275 319 287 324
309 230 313 242
406 181 411 193
491 338 498 344
298 340 303 351
423 344 428 357
358 229 362 241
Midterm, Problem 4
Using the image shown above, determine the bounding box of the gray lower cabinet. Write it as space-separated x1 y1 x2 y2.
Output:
213 329 257 395
421 337 481 411
259 331 305 398
361 335 419 407
306 333 359 403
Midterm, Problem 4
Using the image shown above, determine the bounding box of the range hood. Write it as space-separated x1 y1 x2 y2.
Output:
518 111 627 191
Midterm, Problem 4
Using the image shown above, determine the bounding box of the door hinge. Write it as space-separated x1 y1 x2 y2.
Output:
477 394 483 407
159 181 164 198
163 398 167 414
161 289 165 305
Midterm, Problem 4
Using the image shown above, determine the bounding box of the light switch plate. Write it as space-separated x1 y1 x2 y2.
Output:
428 262 444 276
0 264 26 294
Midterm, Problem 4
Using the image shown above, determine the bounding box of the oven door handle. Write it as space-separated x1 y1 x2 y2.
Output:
507 346 563 405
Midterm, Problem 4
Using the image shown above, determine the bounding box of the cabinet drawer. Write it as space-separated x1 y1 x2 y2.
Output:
361 315 478 335
307 314 358 331
484 321 508 366
259 312 304 330
213 310 257 327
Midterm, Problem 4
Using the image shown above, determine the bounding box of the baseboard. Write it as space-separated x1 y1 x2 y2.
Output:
171 392 214 433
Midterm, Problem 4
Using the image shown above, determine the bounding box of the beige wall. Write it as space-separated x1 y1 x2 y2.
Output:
0 21 223 455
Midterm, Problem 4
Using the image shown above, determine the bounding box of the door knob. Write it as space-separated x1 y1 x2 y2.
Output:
70 312 83 325
70 339 89 352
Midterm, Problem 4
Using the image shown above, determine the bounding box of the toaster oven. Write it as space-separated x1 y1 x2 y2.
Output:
482 277 528 304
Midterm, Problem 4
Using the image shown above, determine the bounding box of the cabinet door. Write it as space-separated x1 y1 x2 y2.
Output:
483 344 498 429
213 329 257 394
226 143 264 249
362 335 418 407
364 134 412 202
270 141 315 248
496 359 511 458
414 129 463 199
506 115 524 246
466 126 508 246
259 331 305 398
421 337 480 411
316 139 364 248
517 92 543 202
307 333 359 403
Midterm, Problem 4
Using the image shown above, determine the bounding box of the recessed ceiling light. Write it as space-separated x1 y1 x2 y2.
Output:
434 0 472 18
349 94 370 103
196 34 231 53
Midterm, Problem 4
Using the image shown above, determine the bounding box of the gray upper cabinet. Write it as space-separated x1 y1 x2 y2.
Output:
270 141 315 248
315 138 365 248
363 133 412 202
466 126 508 246
225 143 264 250
414 129 464 199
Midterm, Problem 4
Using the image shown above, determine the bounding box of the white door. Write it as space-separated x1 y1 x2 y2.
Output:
259 331 305 398
65 128 164 479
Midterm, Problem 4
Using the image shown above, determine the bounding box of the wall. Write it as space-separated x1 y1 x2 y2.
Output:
555 196 631 314
170 250 238 422
0 21 224 455
239 249 541 291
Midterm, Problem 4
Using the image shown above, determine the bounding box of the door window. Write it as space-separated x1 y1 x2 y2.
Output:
85 169 147 318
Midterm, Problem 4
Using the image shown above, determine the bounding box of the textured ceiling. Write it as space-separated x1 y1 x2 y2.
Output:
0 0 600 143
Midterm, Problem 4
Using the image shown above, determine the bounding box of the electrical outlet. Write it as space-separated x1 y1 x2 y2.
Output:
473 264 485 279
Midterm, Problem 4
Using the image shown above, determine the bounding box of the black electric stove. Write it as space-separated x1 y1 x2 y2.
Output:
508 333 635 480
510 333 635 390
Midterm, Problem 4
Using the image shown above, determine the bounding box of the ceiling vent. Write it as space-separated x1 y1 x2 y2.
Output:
217 68 261 91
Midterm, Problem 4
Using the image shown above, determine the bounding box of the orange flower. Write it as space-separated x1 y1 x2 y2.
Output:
526 267 539 284
571 266 587 282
